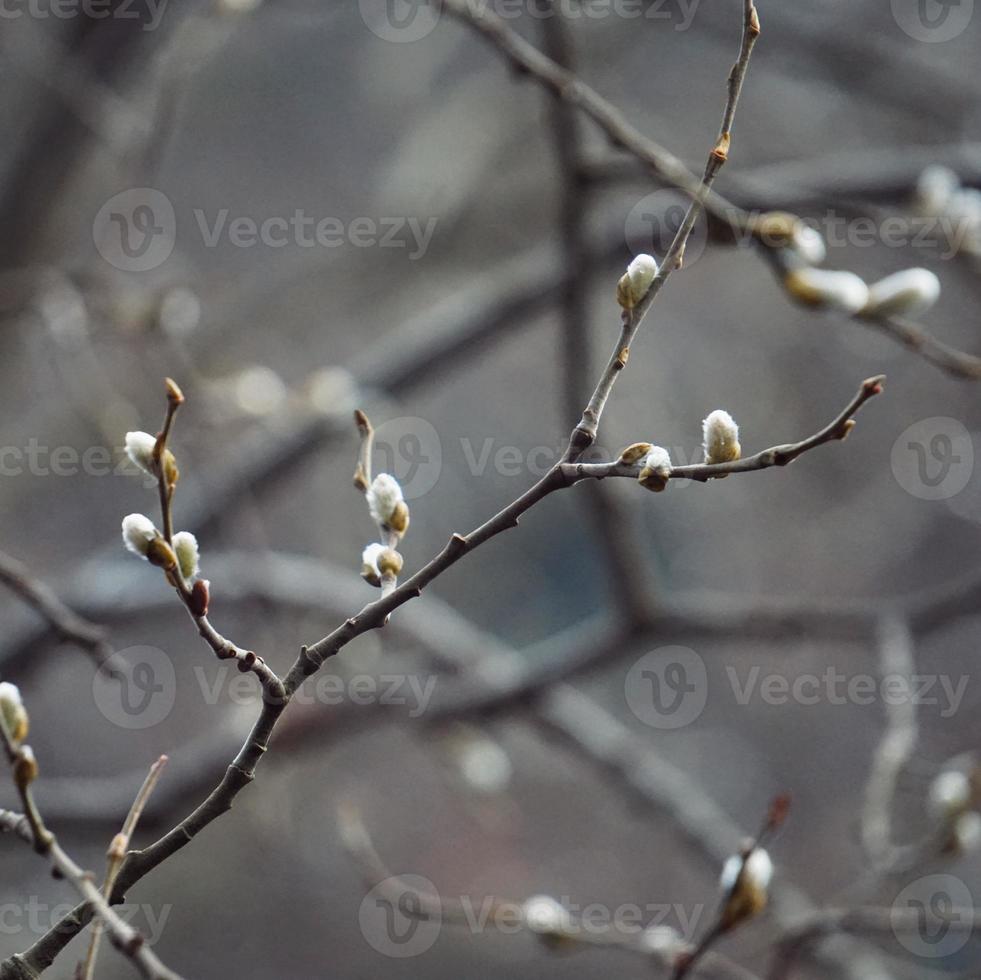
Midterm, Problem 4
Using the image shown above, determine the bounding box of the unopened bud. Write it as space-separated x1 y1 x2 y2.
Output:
784 267 870 314
719 846 773 931
165 377 185 405
189 579 210 617
361 543 386 588
617 254 659 310
13 746 38 789
0 683 28 743
702 409 741 475
173 531 200 581
637 446 672 492
121 514 159 560
367 474 407 534
862 268 941 318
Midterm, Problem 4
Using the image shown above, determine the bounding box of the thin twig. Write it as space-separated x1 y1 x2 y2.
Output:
0 550 124 679
79 756 169 980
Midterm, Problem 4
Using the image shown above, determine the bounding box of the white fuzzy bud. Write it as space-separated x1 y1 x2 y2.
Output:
366 474 404 526
929 770 972 821
784 267 870 313
522 895 572 935
173 531 200 581
121 514 158 559
719 847 773 929
617 254 659 309
637 445 672 492
916 165 959 215
0 682 28 742
952 812 981 854
702 410 741 466
793 225 827 265
125 431 157 475
361 543 387 587
863 268 941 318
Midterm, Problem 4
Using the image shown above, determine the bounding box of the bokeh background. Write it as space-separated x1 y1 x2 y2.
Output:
1 0 980 977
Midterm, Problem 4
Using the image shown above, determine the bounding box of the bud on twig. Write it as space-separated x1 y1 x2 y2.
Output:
783 268 869 313
617 254 659 310
862 268 941 318
0 682 28 743
718 845 773 931
125 431 177 484
189 579 210 617
121 514 159 559
173 531 200 581
366 474 410 537
637 446 672 492
13 745 38 789
361 543 386 588
702 410 741 477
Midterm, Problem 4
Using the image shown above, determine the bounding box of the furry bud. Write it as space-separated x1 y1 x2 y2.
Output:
637 446 672 492
784 268 869 313
719 846 773 931
617 254 659 309
361 543 386 588
173 531 200 581
121 514 159 559
0 682 28 743
702 410 741 472
125 431 177 485
862 268 941 318
367 474 408 535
